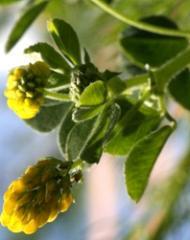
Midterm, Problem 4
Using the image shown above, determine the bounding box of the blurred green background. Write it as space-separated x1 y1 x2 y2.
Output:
1 0 190 239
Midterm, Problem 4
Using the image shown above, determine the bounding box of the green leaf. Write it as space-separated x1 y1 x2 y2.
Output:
72 104 105 123
168 69 190 110
0 0 23 4
66 117 97 161
45 71 70 90
105 99 161 155
58 104 75 156
47 18 81 65
101 70 120 81
125 125 173 202
83 49 91 64
25 103 71 132
24 42 70 71
66 103 120 163
107 77 126 95
120 16 188 67
81 103 121 163
6 1 48 52
79 80 107 106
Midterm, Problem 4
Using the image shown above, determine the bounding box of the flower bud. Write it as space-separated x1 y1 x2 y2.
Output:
0 158 73 234
70 63 101 104
4 61 50 119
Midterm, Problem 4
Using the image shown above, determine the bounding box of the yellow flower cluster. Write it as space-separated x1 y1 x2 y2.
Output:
4 61 50 119
0 158 73 234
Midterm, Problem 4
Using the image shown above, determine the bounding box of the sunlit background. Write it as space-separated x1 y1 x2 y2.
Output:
1 1 190 239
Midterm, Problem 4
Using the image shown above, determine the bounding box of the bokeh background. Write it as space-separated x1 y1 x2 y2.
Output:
1 1 190 239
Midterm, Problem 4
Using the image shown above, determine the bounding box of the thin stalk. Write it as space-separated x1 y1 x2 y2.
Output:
43 90 71 102
90 0 190 38
45 84 70 92
125 73 149 88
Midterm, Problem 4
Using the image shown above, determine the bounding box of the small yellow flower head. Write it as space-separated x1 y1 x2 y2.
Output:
0 158 74 234
4 61 50 119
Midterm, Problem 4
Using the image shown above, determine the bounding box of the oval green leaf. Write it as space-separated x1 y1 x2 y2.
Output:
66 103 120 163
24 42 70 71
6 1 48 52
168 69 190 111
120 16 188 67
105 98 161 155
47 18 81 65
25 102 71 132
125 125 173 202
79 80 107 106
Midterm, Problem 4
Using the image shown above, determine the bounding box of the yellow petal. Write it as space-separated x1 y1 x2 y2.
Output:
3 199 17 215
60 194 73 213
23 219 38 234
13 68 25 78
0 212 11 226
1 212 22 233
47 202 59 223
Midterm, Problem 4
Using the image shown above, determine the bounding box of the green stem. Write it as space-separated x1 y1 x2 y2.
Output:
45 84 70 92
43 90 71 102
154 46 190 91
124 46 190 93
125 73 149 88
90 0 190 38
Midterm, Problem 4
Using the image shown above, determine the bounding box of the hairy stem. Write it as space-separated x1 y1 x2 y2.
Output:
90 0 190 38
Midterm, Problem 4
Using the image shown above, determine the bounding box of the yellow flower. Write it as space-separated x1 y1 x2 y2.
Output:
4 61 50 119
0 158 73 234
